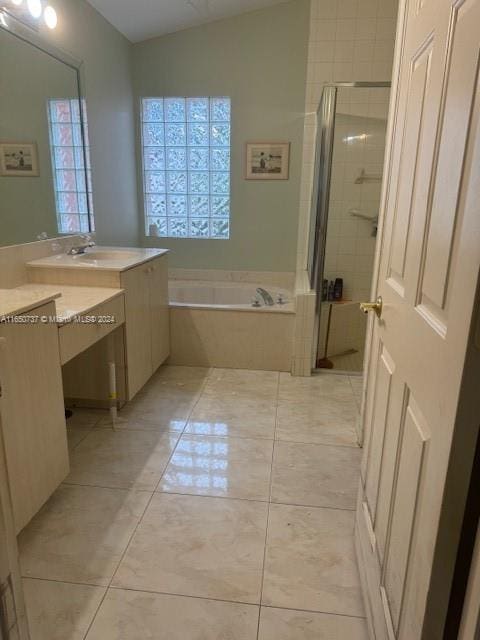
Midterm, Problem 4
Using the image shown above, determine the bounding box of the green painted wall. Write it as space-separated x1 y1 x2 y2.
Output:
0 0 140 247
133 0 309 272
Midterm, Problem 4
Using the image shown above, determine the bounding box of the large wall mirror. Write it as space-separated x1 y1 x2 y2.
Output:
0 15 93 247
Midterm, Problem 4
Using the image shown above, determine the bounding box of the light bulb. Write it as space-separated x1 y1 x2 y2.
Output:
44 5 57 28
27 0 42 18
11 0 23 6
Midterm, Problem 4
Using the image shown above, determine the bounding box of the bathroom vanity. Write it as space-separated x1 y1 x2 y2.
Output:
27 247 170 401
0 292 68 533
0 243 170 533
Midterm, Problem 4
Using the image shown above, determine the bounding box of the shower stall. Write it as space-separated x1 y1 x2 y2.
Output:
308 82 391 374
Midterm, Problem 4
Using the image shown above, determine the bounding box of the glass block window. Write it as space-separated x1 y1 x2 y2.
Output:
141 97 231 239
47 99 94 234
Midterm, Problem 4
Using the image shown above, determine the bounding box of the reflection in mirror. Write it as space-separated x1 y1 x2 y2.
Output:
0 25 93 247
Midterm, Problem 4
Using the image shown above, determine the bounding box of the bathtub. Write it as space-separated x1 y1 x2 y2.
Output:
170 280 294 311
168 280 295 371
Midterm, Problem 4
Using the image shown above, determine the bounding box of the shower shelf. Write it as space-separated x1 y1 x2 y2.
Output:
355 169 383 184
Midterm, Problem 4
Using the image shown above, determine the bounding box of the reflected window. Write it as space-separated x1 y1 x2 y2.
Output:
162 437 230 494
141 97 231 239
47 99 94 234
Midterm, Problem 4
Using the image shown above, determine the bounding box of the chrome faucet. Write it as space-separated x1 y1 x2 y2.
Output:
67 236 96 255
256 287 275 306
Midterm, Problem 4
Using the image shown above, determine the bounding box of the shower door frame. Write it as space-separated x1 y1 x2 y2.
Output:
308 81 392 372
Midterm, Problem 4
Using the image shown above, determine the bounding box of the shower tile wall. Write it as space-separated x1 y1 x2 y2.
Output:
293 0 399 375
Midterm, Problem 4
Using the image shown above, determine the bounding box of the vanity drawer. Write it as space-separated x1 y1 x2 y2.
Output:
59 294 125 365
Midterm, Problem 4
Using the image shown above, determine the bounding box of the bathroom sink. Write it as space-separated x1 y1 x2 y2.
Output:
26 247 169 272
76 250 140 261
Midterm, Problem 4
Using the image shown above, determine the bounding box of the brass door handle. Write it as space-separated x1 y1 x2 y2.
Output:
360 296 383 318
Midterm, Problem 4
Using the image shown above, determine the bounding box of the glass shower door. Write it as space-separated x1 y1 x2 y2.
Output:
311 84 391 373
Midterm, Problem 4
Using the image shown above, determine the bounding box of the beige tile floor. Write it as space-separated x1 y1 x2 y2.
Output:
19 366 367 640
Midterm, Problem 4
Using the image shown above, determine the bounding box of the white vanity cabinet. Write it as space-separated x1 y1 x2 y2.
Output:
27 248 171 402
121 254 170 399
0 301 68 533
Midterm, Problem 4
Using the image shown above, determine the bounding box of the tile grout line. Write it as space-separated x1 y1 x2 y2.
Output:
73 423 361 448
24 574 368 622
106 584 368 621
81 370 213 640
347 374 362 412
59 483 358 512
256 371 281 640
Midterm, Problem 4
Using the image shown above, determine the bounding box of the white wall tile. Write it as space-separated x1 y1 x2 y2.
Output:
295 0 398 309
337 0 359 19
335 19 357 40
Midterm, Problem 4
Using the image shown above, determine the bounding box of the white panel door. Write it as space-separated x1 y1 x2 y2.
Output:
356 0 480 638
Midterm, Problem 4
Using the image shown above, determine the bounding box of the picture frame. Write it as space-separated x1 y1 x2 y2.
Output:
0 142 39 177
245 142 290 180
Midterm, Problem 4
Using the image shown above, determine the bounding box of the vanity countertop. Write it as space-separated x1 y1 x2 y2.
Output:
26 246 169 273
16 284 124 324
0 288 61 319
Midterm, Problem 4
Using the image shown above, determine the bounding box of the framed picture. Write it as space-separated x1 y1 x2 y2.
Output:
245 142 290 180
0 142 39 177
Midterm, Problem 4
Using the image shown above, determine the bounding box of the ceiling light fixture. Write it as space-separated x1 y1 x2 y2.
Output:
27 0 42 18
43 4 57 28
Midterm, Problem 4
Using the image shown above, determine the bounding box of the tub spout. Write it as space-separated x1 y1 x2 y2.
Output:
256 287 275 306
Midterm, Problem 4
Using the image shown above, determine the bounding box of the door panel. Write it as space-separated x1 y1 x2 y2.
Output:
383 393 430 632
388 42 433 294
374 378 407 565
356 0 480 637
419 0 480 320
364 345 395 523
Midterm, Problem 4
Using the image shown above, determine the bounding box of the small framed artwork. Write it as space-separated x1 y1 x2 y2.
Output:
0 142 39 177
245 142 290 180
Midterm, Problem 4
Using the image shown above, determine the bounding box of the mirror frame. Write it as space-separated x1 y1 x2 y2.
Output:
0 9 94 238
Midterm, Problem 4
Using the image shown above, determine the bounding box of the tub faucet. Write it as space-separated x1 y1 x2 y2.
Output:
256 287 275 306
67 237 96 255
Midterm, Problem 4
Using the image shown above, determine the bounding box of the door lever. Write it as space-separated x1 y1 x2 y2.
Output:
360 296 383 319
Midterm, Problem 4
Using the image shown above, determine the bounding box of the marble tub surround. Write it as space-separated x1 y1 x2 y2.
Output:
169 280 295 372
169 268 295 290
170 306 294 372
19 365 367 639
